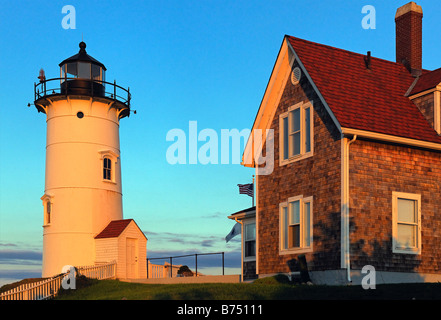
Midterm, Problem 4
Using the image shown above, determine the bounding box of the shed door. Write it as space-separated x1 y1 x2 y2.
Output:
126 238 138 278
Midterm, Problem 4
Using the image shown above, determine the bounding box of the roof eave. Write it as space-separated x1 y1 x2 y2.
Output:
341 127 441 151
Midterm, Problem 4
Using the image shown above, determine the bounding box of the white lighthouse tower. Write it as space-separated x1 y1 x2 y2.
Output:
33 42 145 278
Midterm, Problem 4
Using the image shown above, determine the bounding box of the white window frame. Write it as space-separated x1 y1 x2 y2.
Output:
243 219 256 261
98 150 119 184
392 192 421 255
279 101 314 166
279 195 313 255
41 194 54 226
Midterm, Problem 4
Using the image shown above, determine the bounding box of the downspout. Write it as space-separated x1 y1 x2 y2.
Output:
344 135 357 283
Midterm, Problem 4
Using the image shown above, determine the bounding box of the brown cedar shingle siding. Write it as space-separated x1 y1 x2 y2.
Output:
257 60 342 275
412 93 435 129
349 139 441 273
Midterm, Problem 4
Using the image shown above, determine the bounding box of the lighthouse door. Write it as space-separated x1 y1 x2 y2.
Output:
126 238 138 278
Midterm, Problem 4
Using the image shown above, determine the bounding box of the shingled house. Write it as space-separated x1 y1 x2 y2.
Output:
239 2 441 284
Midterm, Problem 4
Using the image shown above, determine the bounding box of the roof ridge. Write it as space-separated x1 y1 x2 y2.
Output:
285 35 410 69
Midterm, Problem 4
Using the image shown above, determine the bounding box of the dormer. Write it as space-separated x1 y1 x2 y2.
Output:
407 68 441 135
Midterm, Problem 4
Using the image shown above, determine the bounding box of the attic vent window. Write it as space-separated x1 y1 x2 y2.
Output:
291 67 301 85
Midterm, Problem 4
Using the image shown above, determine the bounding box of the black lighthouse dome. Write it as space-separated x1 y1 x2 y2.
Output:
33 42 131 119
59 41 106 96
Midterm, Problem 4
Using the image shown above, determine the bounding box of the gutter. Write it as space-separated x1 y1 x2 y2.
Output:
341 127 441 151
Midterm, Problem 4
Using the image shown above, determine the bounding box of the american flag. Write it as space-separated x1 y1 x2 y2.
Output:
238 183 253 197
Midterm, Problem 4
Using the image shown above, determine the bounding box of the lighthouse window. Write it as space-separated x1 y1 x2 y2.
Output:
92 64 102 82
103 158 112 181
46 200 51 224
66 63 77 77
78 62 91 79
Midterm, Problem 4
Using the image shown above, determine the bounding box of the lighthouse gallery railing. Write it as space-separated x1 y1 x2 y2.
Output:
34 77 131 108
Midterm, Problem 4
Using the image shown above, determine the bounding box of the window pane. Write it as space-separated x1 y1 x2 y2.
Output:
283 206 288 249
397 224 416 248
289 200 300 224
245 240 256 257
283 117 288 160
61 65 66 81
304 202 310 247
291 109 301 132
78 62 91 79
305 107 311 153
245 223 256 241
398 198 416 223
92 64 101 81
293 132 301 155
66 63 77 77
289 225 300 248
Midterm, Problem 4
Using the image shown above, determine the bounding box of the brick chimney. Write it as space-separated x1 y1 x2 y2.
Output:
395 2 423 75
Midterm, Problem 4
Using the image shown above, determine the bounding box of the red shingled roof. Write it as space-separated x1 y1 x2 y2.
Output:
95 219 134 239
286 36 441 144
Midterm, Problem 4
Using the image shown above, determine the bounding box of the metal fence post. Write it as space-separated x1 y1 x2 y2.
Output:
195 254 198 277
222 252 225 275
170 257 173 278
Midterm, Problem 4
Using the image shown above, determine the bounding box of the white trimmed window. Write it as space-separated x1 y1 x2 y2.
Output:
244 222 256 260
41 194 54 226
99 150 119 183
280 195 313 254
392 192 421 254
103 157 112 181
279 101 313 165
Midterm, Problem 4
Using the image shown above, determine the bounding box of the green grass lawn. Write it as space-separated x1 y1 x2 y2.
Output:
55 276 441 300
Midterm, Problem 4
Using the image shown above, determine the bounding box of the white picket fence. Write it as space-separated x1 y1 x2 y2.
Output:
0 261 116 301
147 261 183 278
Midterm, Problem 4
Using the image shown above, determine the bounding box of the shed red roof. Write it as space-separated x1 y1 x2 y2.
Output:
287 36 441 144
95 219 133 239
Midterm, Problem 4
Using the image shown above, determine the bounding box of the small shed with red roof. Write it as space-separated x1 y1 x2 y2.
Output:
95 219 147 279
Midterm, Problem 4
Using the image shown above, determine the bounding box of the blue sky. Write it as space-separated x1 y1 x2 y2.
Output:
0 0 440 286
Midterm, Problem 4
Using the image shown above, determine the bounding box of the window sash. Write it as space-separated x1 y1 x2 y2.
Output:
281 197 312 250
46 200 51 224
245 223 256 241
280 103 313 162
245 240 256 257
392 192 421 253
304 107 311 153
103 158 112 180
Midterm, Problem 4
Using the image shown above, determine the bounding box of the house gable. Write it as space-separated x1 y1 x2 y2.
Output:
255 42 343 275
242 37 341 168
243 35 441 170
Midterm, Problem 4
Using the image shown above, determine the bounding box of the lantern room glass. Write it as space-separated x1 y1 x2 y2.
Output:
60 62 105 84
